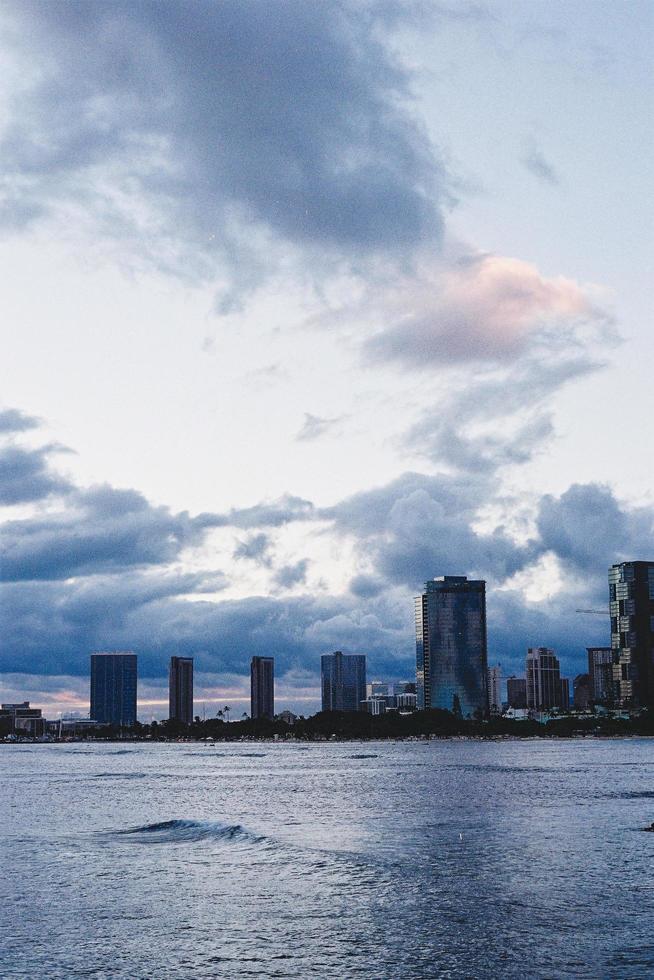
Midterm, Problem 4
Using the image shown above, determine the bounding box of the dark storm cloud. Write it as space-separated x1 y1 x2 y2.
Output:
4 466 652 688
1 483 222 581
537 483 654 580
0 408 40 433
2 0 445 278
0 444 72 504
0 577 409 682
486 589 610 681
323 471 536 590
4 412 651 690
0 570 227 678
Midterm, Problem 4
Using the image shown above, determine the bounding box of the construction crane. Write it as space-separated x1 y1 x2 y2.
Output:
575 609 606 615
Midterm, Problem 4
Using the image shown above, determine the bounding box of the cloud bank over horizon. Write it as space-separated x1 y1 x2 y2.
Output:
2 415 652 711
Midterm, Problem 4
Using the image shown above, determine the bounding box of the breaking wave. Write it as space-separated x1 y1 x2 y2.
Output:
111 819 266 845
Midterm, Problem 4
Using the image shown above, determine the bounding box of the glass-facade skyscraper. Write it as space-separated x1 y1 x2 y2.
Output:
415 576 489 718
169 656 194 724
321 651 366 712
250 656 274 720
90 652 137 727
525 647 567 710
609 561 654 708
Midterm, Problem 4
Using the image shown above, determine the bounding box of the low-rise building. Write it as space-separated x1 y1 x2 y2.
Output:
14 716 47 737
1 702 45 735
504 707 530 721
360 697 387 716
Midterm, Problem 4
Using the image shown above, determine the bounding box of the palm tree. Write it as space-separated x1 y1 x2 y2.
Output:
223 705 231 724
216 710 224 722
241 712 248 721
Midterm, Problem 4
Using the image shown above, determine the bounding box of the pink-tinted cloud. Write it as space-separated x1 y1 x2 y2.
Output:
363 252 610 366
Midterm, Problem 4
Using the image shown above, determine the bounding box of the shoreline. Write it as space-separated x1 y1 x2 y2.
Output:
3 732 653 746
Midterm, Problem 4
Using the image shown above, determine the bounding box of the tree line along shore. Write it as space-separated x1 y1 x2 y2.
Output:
5 708 654 742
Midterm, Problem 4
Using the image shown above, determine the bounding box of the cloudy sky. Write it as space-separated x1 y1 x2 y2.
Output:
1 0 652 719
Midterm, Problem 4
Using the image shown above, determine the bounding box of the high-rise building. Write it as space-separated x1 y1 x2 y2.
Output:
169 656 194 724
415 576 489 718
487 665 502 715
573 673 591 711
90 652 137 727
506 676 527 709
321 651 366 712
560 677 570 710
609 561 654 708
587 647 613 704
525 648 567 711
250 656 274 720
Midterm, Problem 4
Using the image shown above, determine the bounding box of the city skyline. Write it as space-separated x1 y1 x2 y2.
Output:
1 5 651 978
1 2 652 719
3 556 651 720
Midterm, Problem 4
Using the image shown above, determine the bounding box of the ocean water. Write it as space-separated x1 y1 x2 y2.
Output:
2 738 653 979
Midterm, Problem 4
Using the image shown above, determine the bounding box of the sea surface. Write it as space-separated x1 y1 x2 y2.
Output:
2 738 653 979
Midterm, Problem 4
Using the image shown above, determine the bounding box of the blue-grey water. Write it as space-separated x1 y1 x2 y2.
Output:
2 738 653 979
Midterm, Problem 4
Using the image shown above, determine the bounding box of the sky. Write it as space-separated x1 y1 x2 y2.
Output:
1 0 653 720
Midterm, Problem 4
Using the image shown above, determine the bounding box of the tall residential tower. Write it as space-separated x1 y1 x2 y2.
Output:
609 561 654 708
169 656 194 724
250 656 275 720
415 576 489 718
